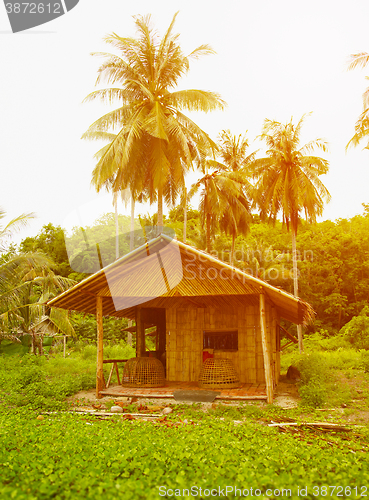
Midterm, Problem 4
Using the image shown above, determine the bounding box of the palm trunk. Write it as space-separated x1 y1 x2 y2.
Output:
292 229 303 353
206 213 211 253
205 179 211 252
291 229 299 297
127 193 135 347
157 186 164 234
183 187 187 244
115 200 119 260
230 232 236 267
130 193 135 252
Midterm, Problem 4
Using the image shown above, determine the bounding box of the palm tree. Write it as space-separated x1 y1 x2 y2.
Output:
211 129 256 172
252 114 331 352
218 191 251 266
347 52 369 150
211 130 255 265
82 13 225 228
189 131 254 262
189 168 250 256
0 209 75 346
0 251 75 347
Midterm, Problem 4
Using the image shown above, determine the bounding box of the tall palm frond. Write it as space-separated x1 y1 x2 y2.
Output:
0 209 35 252
347 52 369 150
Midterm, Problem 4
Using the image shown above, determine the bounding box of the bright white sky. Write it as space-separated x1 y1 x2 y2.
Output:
1 0 369 244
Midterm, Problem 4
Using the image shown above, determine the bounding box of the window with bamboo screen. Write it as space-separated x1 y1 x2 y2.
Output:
203 330 238 351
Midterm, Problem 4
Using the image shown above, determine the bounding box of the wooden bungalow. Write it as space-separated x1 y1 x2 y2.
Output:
48 234 314 403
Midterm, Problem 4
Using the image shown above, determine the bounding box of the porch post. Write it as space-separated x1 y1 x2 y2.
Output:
260 291 274 404
135 307 145 357
96 296 105 398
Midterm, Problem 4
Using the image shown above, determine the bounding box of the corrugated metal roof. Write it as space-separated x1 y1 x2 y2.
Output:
48 234 314 325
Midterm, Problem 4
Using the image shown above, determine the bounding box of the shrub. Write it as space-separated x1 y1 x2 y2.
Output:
78 344 97 359
295 352 331 385
340 306 369 350
293 353 332 408
104 341 135 360
292 352 354 408
298 380 327 408
359 350 369 373
303 331 349 351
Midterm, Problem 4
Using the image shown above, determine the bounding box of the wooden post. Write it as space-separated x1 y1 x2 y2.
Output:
63 335 66 358
297 324 304 353
135 307 145 357
260 292 274 404
272 307 279 386
96 296 105 399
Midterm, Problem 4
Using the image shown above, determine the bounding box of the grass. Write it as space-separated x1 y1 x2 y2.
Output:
0 341 135 411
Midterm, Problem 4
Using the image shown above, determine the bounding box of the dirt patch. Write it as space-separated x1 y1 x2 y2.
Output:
66 388 126 405
273 377 300 408
67 388 178 408
67 379 301 409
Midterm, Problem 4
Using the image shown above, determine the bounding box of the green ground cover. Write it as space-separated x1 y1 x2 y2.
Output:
1 344 369 499
1 406 369 500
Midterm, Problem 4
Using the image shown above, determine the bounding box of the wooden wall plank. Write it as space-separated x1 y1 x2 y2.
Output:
165 302 278 386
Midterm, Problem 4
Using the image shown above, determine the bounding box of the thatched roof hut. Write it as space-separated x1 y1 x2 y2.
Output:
49 234 313 402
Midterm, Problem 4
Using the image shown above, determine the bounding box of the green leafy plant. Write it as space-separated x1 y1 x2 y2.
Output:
1 408 369 500
340 306 369 350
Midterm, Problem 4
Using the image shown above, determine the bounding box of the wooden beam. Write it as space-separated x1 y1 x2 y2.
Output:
135 307 145 357
96 296 105 398
260 292 274 404
279 324 298 344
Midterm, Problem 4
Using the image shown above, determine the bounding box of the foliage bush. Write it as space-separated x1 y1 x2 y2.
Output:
69 341 135 360
104 342 136 360
291 352 352 408
71 313 129 344
340 306 369 350
0 340 136 411
359 350 369 373
305 331 350 351
298 379 327 408
0 352 95 410
295 352 331 386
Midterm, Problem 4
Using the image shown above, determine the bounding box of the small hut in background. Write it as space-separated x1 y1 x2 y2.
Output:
48 234 313 403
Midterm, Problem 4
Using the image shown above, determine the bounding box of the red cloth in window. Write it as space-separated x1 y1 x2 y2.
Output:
203 350 214 362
